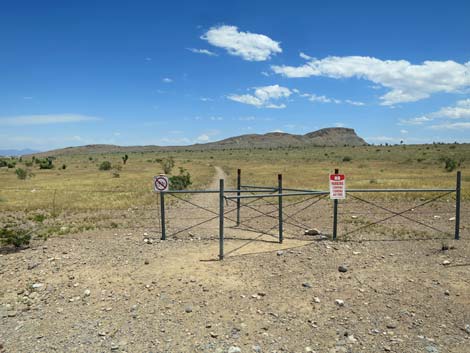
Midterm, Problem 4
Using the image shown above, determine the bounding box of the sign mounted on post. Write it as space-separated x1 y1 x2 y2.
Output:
329 173 346 199
154 174 169 192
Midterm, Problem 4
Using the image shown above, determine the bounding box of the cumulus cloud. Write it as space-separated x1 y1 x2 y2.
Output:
228 84 291 108
401 98 470 125
201 25 282 61
272 55 470 105
162 78 173 83
186 48 218 56
0 114 100 126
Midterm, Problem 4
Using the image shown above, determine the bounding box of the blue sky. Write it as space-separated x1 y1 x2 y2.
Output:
1 0 470 151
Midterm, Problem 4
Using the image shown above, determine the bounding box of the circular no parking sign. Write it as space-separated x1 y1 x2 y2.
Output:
154 175 169 192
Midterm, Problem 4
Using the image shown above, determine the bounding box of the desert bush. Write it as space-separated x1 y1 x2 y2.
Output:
169 167 192 190
342 156 352 162
15 168 34 180
61 164 67 170
443 157 457 172
38 157 54 169
0 159 7 167
99 161 112 171
160 157 175 174
0 225 31 248
24 161 33 167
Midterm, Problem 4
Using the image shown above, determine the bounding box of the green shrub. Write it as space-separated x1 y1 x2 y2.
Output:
0 159 7 167
443 157 457 172
169 167 192 190
99 161 112 171
342 156 352 162
160 157 175 174
15 168 34 180
0 226 31 248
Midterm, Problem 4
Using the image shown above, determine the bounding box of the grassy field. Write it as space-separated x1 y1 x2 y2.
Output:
0 143 468 212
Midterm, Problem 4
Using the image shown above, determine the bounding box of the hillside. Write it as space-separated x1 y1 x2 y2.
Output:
30 127 367 156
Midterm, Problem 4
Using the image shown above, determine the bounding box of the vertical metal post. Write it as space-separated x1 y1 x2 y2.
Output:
219 179 224 260
455 171 461 240
278 174 283 244
333 169 339 241
160 192 166 240
236 169 241 226
52 189 57 217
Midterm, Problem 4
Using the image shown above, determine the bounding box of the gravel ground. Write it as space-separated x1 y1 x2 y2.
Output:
1 167 469 353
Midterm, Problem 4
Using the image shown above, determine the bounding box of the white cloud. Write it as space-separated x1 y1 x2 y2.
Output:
0 114 100 126
158 137 191 145
301 93 340 104
272 55 470 105
400 129 409 134
345 99 365 106
196 134 210 142
162 78 173 83
228 84 291 109
238 116 256 121
200 97 213 102
201 25 282 61
429 122 470 130
300 93 364 106
210 116 223 121
187 48 218 56
401 98 470 125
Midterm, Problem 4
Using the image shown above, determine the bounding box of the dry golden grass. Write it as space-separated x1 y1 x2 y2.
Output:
0 143 468 212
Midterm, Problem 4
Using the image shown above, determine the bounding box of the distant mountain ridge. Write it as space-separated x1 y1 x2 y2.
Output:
28 127 367 156
0 148 40 157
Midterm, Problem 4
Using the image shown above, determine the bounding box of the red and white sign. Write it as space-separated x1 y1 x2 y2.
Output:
329 174 346 199
154 175 169 192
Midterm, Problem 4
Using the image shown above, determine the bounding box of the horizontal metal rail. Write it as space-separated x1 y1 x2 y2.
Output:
347 188 455 193
163 189 277 194
240 185 278 190
225 191 330 200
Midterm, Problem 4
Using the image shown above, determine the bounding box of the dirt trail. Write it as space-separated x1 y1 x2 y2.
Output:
182 165 314 260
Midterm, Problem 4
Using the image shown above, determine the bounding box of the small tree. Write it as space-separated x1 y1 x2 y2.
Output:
160 157 175 174
169 167 192 190
122 154 129 165
99 161 112 171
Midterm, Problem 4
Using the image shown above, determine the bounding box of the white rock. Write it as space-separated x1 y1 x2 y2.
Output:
84 289 91 297
304 229 321 236
448 217 456 221
313 297 321 303
228 347 242 353
31 283 43 289
335 299 345 307
442 260 451 266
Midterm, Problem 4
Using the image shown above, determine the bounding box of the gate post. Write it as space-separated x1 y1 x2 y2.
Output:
278 174 283 244
455 171 461 240
333 169 339 241
236 169 241 226
160 191 166 240
219 179 225 260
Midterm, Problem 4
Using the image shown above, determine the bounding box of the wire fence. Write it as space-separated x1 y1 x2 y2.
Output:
0 169 463 260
